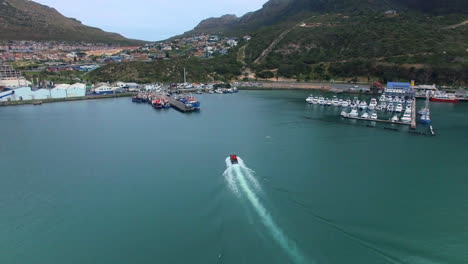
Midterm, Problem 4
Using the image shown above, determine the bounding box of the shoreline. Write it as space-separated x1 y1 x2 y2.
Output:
0 93 136 107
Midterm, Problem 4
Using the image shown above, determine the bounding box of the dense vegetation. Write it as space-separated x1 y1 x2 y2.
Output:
87 53 242 83
246 11 468 85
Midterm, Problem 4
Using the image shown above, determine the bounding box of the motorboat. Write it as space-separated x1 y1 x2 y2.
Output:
401 113 412 123
387 103 394 112
331 97 340 106
306 95 314 103
349 108 359 117
379 94 386 102
370 112 378 120
196 90 203 94
395 104 403 112
341 100 349 107
358 101 368 110
354 98 360 105
361 112 369 119
318 97 326 105
368 98 378 110
418 108 429 115
341 110 348 117
391 115 399 122
230 154 239 164
326 99 332 106
420 113 431 124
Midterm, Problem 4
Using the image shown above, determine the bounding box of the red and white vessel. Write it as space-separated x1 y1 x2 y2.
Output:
430 92 459 103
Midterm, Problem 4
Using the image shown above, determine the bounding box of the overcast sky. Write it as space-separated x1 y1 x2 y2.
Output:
34 0 267 41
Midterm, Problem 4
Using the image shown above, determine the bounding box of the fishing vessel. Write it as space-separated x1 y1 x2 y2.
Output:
430 92 459 103
152 99 164 109
186 95 201 110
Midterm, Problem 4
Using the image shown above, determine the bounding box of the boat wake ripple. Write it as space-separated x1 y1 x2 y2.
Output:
223 157 309 264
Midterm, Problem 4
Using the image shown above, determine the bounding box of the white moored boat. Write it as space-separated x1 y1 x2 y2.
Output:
401 113 411 123
349 108 359 117
368 98 378 110
395 103 403 113
370 112 378 120
359 101 368 110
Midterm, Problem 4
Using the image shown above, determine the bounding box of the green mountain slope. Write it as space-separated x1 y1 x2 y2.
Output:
95 0 468 85
0 0 144 45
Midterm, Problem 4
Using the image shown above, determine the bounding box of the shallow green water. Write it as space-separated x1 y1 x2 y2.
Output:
0 91 467 264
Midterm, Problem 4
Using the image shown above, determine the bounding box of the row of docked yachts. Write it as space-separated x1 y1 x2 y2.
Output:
306 94 413 113
340 104 413 123
340 107 413 123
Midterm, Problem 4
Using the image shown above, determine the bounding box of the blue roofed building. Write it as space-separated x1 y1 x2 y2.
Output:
385 82 415 98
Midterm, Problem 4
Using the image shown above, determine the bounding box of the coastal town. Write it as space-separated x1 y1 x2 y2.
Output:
0 34 244 69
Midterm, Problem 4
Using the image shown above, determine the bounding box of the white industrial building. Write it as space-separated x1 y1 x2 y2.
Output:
0 83 86 102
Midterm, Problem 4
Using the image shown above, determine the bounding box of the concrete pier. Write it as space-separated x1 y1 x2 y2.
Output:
165 96 196 112
411 100 417 129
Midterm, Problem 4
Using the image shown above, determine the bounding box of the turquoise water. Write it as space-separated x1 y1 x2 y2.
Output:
0 91 467 264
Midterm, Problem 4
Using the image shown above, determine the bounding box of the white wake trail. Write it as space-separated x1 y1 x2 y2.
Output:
224 157 309 264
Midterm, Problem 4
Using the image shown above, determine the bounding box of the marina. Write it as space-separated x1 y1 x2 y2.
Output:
303 82 448 133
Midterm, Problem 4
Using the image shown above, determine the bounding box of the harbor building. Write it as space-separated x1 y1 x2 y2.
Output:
385 82 415 98
0 65 31 89
0 83 86 102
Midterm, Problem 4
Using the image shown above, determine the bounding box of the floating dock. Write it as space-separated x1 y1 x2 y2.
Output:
342 115 411 126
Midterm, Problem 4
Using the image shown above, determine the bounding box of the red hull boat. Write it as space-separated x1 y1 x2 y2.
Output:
430 97 459 103
230 154 238 164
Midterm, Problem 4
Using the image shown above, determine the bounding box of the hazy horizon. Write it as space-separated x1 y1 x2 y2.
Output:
33 0 268 41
